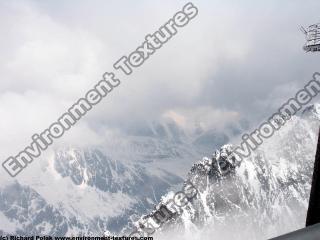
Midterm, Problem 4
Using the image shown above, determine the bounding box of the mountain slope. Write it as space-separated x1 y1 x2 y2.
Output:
133 107 320 240
0 119 244 235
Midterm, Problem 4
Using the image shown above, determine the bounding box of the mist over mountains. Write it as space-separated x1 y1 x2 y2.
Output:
0 104 319 239
0 117 247 235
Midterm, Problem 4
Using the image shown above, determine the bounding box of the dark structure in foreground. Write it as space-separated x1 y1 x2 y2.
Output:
306 129 320 226
271 129 320 239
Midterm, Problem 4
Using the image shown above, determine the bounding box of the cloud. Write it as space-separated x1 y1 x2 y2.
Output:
0 0 319 161
162 106 240 134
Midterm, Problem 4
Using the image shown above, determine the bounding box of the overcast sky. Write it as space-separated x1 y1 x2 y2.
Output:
0 0 319 161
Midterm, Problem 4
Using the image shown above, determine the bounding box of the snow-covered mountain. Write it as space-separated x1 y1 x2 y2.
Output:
0 120 246 235
0 104 319 238
0 148 184 235
133 105 320 240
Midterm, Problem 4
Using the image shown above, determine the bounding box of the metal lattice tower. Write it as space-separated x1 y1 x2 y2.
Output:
302 23 320 52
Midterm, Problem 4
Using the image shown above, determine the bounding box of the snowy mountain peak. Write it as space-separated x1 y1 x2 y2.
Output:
132 111 320 240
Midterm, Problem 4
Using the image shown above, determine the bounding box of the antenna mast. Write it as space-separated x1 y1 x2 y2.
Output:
303 23 320 52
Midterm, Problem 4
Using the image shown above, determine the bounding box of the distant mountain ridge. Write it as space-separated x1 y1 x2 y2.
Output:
1 104 318 238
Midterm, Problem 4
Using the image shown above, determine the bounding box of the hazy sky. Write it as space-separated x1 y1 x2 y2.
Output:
0 0 319 161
